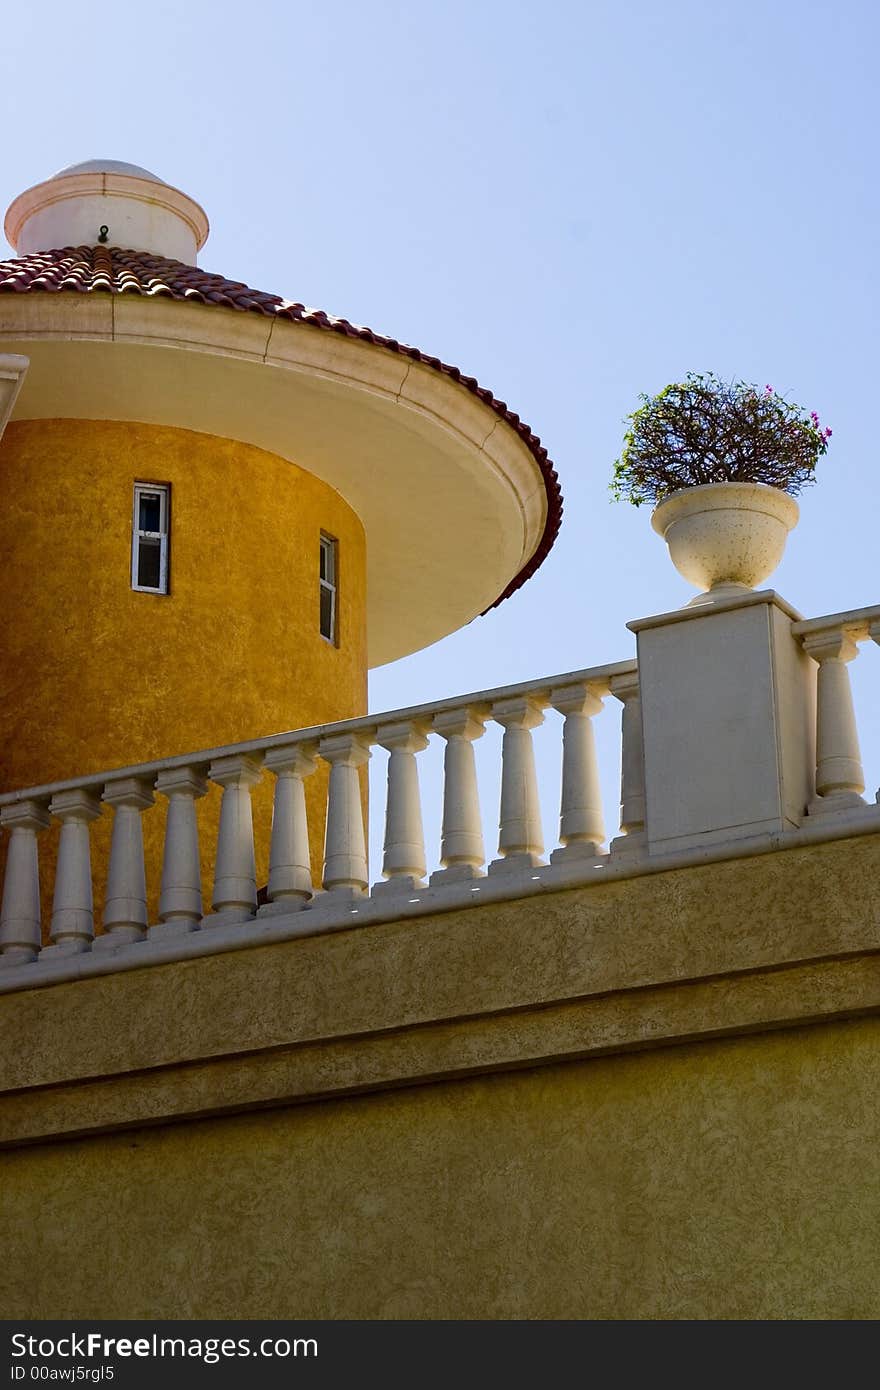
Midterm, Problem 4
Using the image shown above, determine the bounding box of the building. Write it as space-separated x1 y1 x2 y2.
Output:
0 159 561 919
1 160 879 1321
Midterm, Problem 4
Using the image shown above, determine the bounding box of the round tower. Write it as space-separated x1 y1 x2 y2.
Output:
0 158 561 913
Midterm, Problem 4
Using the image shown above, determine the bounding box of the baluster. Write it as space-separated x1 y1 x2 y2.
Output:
0 800 50 964
872 619 880 803
609 670 647 856
373 720 429 896
207 755 263 924
549 683 606 863
488 696 545 875
319 733 371 898
46 789 102 955
95 778 154 948
429 710 486 884
803 629 866 813
258 745 317 915
152 766 208 938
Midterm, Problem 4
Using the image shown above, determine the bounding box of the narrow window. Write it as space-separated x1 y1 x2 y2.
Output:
132 483 170 594
319 533 338 643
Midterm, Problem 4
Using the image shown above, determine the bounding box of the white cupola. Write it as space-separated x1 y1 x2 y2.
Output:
3 159 209 263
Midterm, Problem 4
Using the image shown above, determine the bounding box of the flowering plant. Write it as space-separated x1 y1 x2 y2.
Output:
611 372 831 507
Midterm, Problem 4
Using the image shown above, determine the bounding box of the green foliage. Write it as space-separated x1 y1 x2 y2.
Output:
611 372 832 507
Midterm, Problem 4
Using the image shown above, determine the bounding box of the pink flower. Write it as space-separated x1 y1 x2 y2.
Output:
765 384 773 393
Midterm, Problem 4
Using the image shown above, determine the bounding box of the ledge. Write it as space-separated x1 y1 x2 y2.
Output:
2 829 879 1148
627 588 803 632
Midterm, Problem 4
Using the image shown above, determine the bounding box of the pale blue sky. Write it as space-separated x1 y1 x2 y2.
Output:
2 0 878 869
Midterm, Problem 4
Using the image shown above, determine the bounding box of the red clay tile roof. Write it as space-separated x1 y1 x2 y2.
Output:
0 244 562 611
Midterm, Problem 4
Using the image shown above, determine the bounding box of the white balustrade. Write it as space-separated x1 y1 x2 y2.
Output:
489 696 545 874
319 733 371 897
16 641 835 987
259 745 317 914
48 789 102 954
609 670 646 855
154 766 208 937
430 710 486 883
549 683 605 863
208 755 262 924
0 800 50 963
97 778 154 947
374 721 429 895
4 596 878 989
12 650 809 983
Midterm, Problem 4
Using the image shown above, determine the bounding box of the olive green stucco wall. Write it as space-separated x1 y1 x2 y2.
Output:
2 1016 879 1320
3 830 880 1320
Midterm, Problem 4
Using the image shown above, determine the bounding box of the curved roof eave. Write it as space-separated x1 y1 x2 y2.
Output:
0 244 562 614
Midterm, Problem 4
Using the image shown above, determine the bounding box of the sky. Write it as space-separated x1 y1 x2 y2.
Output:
2 0 878 877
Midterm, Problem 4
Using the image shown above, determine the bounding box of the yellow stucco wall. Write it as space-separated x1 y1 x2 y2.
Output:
2 1015 878 1320
0 419 368 916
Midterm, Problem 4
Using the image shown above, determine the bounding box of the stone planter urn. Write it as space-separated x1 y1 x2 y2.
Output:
651 481 799 603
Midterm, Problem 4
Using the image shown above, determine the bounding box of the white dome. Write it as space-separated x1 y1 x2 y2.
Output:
51 159 163 183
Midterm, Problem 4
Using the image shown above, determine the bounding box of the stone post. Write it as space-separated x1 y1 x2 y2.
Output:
801 628 866 813
549 682 605 863
259 745 317 915
0 799 50 964
609 669 647 857
374 721 430 896
154 766 208 938
97 778 155 947
429 710 486 884
207 754 262 924
319 733 372 898
48 789 102 955
488 696 545 874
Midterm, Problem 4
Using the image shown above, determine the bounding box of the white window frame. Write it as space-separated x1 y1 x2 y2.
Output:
131 482 170 595
319 533 338 643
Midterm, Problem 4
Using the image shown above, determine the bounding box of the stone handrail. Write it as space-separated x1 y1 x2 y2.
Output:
0 658 642 975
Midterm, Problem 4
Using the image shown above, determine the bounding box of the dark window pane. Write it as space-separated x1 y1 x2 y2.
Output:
319 540 329 582
139 493 161 532
320 584 334 640
138 537 161 590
